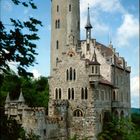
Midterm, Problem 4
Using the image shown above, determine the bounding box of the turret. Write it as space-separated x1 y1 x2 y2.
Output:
88 49 100 85
18 89 25 103
85 7 92 40
50 0 80 74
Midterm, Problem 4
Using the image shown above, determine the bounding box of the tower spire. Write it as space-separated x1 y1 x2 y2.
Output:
85 5 92 40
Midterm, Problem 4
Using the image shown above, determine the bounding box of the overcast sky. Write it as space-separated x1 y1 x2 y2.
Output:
1 0 139 108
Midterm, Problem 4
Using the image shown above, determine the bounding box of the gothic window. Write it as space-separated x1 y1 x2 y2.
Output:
56 40 59 49
68 88 71 99
66 69 69 81
70 67 72 80
81 88 84 99
81 87 88 100
73 69 76 80
69 4 71 12
59 88 61 99
73 109 83 117
72 88 74 99
58 19 60 28
85 87 88 99
55 20 57 28
68 88 74 100
92 66 94 73
95 66 98 74
67 68 76 81
112 91 116 101
57 5 59 12
55 89 58 99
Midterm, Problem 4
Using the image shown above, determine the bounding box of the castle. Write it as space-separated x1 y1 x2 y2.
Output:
5 0 131 140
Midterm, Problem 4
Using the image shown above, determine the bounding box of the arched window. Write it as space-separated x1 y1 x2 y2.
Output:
85 87 88 99
73 69 76 80
72 88 74 99
95 66 98 74
56 57 58 66
66 69 69 81
56 40 59 49
69 4 71 12
113 91 116 101
55 20 57 28
81 88 84 99
81 87 88 100
68 88 70 99
73 109 83 117
58 19 60 28
59 88 61 99
55 89 58 99
70 67 72 80
92 66 94 73
57 5 59 12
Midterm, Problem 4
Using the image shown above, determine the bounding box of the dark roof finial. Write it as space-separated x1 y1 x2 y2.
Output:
85 5 92 29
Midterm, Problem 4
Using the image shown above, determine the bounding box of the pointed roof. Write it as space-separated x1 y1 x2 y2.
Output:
89 49 100 65
6 92 10 103
18 89 25 103
85 7 92 29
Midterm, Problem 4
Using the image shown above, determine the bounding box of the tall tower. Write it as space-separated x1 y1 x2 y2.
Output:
50 0 80 75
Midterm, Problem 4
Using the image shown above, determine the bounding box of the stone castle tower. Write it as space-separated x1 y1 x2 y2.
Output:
49 0 131 139
50 0 80 74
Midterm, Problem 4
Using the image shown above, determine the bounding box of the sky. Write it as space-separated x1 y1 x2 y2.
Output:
0 0 139 108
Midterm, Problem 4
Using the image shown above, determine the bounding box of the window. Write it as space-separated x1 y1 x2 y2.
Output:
59 88 61 99
55 20 57 28
73 109 83 117
68 88 74 100
70 67 72 80
55 20 60 29
56 57 58 66
68 88 71 99
58 19 60 28
73 69 76 80
56 40 59 49
66 68 76 81
55 88 62 99
72 88 74 99
81 87 88 100
95 66 98 74
57 5 59 12
92 66 94 73
55 89 58 99
85 88 88 99
81 88 84 99
69 4 71 12
66 69 69 80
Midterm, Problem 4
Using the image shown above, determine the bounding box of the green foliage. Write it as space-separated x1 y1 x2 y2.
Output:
0 72 49 108
97 115 140 140
0 0 42 77
0 113 40 140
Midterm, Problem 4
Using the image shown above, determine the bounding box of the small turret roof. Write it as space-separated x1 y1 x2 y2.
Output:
89 49 100 65
85 7 93 29
18 89 25 102
6 92 10 103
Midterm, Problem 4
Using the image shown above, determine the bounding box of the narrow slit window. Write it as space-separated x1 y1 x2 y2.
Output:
69 4 71 12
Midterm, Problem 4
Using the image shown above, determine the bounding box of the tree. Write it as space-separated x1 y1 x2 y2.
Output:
0 0 42 77
97 115 140 140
